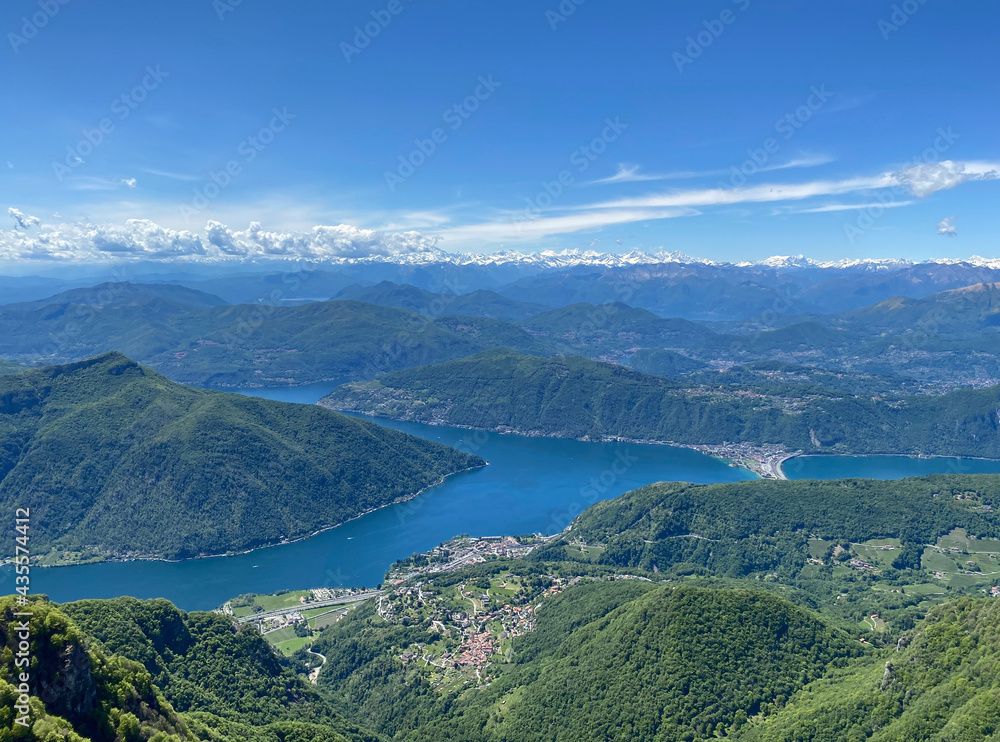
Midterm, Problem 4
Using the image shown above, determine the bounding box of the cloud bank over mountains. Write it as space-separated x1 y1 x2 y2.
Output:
3 158 998 265
0 217 445 263
1 211 998 271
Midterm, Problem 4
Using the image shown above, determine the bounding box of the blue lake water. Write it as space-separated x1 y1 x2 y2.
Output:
783 455 1000 481
14 384 1000 611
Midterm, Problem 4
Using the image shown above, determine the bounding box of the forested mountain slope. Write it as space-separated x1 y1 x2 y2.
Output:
0 596 378 742
736 597 1000 741
404 584 864 742
323 350 1000 457
0 353 483 563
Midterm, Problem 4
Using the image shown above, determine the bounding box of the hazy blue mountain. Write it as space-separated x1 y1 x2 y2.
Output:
335 281 548 320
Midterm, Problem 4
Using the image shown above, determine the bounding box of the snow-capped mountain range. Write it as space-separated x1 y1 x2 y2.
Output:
332 248 1000 272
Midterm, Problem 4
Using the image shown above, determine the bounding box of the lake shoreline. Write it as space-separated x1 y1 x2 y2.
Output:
327 405 1000 483
326 405 807 479
778 452 1000 479
26 462 487 570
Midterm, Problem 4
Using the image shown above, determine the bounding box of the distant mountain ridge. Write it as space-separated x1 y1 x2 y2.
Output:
1 281 229 311
334 281 547 320
323 349 1000 457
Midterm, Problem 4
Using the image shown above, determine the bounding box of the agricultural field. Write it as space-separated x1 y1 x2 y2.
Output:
923 527 1000 586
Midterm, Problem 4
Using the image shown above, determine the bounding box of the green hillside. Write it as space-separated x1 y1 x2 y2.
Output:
9 475 1000 740
736 597 1000 741
520 302 711 354
628 347 707 376
323 350 1000 457
60 597 378 741
531 474 1000 629
0 596 376 742
0 353 483 563
407 585 864 742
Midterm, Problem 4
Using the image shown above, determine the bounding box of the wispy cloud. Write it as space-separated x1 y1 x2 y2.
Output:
576 175 891 212
439 159 998 245
773 200 915 215
439 208 698 244
66 176 133 192
586 164 690 185
586 155 835 185
141 167 201 182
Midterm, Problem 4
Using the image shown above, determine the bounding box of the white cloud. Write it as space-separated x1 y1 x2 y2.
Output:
577 175 892 212
122 178 138 189
587 164 678 185
894 160 1000 197
937 216 958 237
8 208 40 230
141 167 201 182
67 176 130 192
586 156 834 186
774 201 915 215
440 208 697 244
0 218 446 263
760 155 836 172
204 221 442 260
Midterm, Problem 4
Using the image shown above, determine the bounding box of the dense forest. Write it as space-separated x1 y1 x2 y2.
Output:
0 596 377 742
323 350 1000 457
547 474 1000 576
400 585 865 741
0 353 483 563
736 597 1000 740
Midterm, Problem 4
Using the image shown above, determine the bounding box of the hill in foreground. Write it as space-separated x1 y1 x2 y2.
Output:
0 353 484 563
0 595 377 741
736 597 1000 741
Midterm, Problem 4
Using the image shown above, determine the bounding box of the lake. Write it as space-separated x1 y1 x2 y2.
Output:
783 454 1000 480
15 385 1000 611
19 401 754 610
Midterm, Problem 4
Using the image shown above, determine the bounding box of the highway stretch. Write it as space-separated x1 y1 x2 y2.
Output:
236 591 380 623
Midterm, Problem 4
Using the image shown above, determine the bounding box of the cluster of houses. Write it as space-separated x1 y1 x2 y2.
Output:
387 536 543 583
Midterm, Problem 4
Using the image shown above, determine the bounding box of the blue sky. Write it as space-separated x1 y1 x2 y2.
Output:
2 0 998 263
